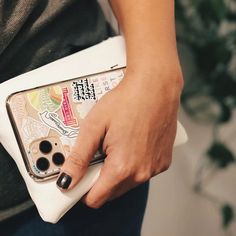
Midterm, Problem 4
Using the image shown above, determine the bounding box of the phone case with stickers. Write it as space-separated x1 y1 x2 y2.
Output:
6 68 125 181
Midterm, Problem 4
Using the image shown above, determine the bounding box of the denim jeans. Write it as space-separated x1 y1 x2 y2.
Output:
0 182 149 236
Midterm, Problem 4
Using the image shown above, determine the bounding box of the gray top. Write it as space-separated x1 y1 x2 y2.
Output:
0 0 112 221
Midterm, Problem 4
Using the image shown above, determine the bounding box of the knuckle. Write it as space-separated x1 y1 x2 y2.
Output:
152 161 172 176
85 199 100 209
152 169 160 176
162 163 171 172
134 171 151 184
158 161 171 174
68 153 88 170
155 154 172 174
113 163 131 181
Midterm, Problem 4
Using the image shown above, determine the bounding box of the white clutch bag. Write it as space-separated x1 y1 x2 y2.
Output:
0 36 187 223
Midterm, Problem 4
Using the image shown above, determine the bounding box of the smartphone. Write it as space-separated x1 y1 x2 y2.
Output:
6 67 125 181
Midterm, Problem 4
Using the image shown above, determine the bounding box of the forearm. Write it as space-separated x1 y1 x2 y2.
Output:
110 0 183 87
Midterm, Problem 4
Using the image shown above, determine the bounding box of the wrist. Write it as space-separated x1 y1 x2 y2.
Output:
124 58 184 94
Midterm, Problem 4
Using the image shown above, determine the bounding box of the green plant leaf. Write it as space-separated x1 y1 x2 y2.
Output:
207 142 235 168
221 204 234 229
175 1 186 22
211 73 236 99
226 11 236 21
194 0 227 24
193 39 232 77
218 102 232 123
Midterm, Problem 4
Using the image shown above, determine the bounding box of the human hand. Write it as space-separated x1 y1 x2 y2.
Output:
56 69 183 208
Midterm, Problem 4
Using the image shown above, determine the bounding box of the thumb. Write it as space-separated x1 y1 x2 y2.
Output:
56 117 105 191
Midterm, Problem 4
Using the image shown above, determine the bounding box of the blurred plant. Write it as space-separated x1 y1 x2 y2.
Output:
176 0 236 232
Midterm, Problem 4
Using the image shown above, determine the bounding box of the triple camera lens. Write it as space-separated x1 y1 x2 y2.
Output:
52 152 65 166
39 140 52 154
36 140 65 172
36 157 50 171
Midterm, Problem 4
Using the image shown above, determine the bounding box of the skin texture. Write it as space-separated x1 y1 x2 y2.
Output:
57 0 184 208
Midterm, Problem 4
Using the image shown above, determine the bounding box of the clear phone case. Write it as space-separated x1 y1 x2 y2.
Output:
7 68 125 181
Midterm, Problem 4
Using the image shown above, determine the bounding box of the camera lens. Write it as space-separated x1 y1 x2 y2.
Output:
39 140 52 154
52 152 65 166
36 157 50 171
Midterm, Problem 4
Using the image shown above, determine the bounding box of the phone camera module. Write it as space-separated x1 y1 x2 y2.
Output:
39 140 52 154
52 152 65 166
36 157 50 171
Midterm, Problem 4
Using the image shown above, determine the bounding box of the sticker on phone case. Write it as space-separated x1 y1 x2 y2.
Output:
59 136 103 162
71 78 96 102
21 117 49 144
61 87 78 126
76 100 96 119
91 70 124 99
39 110 79 138
60 136 77 156
10 94 28 127
27 86 62 112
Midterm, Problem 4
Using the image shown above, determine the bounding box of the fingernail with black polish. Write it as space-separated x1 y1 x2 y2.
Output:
57 173 72 189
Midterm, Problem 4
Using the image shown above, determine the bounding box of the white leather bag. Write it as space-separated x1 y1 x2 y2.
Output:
0 36 187 223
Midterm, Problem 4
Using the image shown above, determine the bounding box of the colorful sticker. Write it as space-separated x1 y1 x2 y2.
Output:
39 110 79 138
61 87 78 126
91 70 124 99
71 78 96 102
21 117 49 144
27 86 62 112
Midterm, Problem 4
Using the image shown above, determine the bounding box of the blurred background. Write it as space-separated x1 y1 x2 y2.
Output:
100 0 236 235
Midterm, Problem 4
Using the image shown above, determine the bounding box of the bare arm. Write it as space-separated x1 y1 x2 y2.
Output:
110 0 183 83
57 0 183 208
